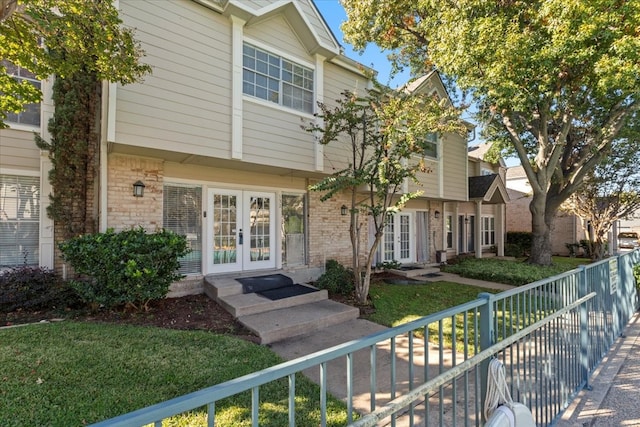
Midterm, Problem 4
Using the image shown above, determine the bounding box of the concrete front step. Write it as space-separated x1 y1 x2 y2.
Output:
218 286 328 317
238 299 360 344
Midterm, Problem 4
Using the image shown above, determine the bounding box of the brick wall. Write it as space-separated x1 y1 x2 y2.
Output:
506 188 585 255
107 154 164 232
307 189 371 269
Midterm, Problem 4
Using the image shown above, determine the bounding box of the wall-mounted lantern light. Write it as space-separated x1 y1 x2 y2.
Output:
465 216 469 224
133 180 146 197
341 205 348 216
434 210 440 219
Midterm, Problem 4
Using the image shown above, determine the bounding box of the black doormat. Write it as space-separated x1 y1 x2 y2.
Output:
257 284 319 300
236 274 294 293
422 272 443 278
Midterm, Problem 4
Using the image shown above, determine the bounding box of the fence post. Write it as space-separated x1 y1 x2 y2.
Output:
578 265 591 390
478 292 494 421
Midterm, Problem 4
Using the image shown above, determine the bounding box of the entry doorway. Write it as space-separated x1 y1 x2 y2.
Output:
382 212 415 264
206 189 276 273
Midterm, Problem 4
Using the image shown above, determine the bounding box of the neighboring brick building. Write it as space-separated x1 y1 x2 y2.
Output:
505 166 586 256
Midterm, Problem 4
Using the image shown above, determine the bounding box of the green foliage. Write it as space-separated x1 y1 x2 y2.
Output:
0 322 350 426
306 85 463 303
504 243 524 258
376 260 402 270
563 138 640 260
506 232 532 254
341 0 640 266
442 257 588 287
0 266 78 313
315 260 355 295
59 228 190 310
565 243 580 257
0 0 151 127
35 72 99 238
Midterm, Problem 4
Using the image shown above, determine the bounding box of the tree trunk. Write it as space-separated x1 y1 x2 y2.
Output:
528 192 553 265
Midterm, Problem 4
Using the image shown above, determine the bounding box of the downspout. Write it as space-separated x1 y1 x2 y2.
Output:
99 80 109 232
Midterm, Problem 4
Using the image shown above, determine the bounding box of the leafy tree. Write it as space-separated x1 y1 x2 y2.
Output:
1 0 151 238
306 83 463 304
0 0 150 127
341 0 640 265
562 137 640 260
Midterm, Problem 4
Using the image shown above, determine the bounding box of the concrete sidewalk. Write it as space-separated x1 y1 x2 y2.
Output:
268 272 514 426
557 312 640 427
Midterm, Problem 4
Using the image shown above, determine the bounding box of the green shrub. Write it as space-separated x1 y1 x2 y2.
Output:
315 260 354 295
376 260 402 270
506 232 532 255
504 243 524 258
442 257 583 286
579 239 593 259
59 228 190 310
0 266 77 313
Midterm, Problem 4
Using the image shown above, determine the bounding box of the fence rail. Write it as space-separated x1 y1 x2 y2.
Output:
90 250 639 427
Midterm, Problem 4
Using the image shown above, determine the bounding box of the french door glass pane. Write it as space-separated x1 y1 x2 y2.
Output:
213 194 237 264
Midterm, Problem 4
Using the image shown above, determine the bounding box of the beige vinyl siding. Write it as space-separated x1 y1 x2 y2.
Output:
245 15 308 59
164 161 308 190
242 101 315 170
298 0 337 48
441 135 468 200
321 62 371 173
411 163 439 196
0 129 40 170
115 0 232 157
323 62 369 102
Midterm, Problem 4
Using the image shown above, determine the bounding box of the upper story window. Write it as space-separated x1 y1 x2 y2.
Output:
481 168 494 176
242 43 314 114
423 132 438 159
2 60 41 127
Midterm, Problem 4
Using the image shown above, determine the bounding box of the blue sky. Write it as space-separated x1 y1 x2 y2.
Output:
313 1 521 165
313 0 411 88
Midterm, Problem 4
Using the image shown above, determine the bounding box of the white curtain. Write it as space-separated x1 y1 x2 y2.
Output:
416 211 429 263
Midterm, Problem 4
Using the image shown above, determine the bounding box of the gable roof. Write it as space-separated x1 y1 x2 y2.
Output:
506 165 527 180
468 142 506 167
469 174 509 204
194 0 340 58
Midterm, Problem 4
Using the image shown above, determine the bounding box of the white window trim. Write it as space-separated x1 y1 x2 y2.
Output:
242 38 316 116
244 37 315 69
243 96 316 119
481 215 496 247
5 123 41 132
445 213 454 249
422 132 440 160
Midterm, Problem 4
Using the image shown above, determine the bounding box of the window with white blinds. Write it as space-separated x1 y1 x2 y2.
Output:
163 183 202 275
0 174 40 267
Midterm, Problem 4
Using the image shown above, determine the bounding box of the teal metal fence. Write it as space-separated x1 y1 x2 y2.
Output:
90 251 639 427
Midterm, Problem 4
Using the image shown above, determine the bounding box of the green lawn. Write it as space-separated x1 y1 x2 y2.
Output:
441 256 590 286
1 256 590 425
0 322 350 427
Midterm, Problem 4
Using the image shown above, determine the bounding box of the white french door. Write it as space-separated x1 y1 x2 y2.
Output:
382 212 414 264
207 189 276 273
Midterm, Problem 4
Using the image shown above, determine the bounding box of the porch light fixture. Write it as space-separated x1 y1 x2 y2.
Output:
465 216 469 224
133 180 145 197
434 210 440 219
340 205 348 216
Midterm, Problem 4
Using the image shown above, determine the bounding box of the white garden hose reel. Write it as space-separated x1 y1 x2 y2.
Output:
484 358 536 427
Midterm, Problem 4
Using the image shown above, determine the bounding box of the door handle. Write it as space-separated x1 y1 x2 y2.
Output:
238 229 243 245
